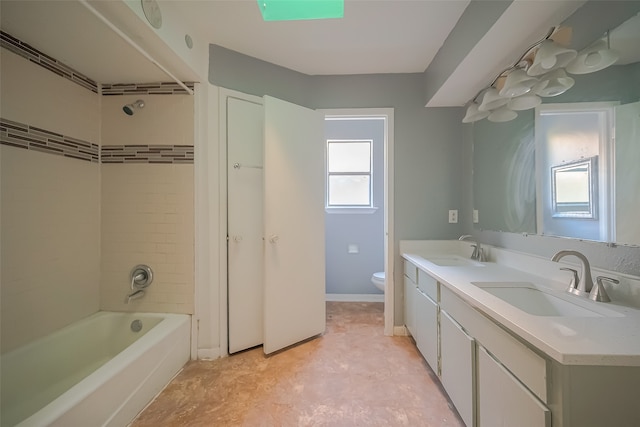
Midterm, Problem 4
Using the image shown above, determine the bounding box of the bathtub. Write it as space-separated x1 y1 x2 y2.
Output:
1 311 190 427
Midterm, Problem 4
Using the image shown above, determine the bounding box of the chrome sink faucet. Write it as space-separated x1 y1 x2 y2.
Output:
459 235 484 262
551 250 594 297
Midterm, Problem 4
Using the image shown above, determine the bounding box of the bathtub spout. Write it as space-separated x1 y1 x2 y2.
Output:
125 289 145 304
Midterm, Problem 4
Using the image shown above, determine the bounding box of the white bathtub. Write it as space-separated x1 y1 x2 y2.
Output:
1 311 190 427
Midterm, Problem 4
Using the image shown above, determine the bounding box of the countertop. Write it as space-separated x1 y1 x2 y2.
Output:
402 252 640 366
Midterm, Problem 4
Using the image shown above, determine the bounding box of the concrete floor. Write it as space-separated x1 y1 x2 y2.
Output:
131 302 464 426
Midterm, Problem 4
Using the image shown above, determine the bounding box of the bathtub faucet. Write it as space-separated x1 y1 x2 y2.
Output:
125 289 145 304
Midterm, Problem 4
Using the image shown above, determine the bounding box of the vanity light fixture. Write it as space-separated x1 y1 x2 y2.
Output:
478 88 509 112
462 26 619 124
566 32 619 74
507 92 542 111
527 39 577 76
535 68 575 97
499 67 539 98
488 106 518 123
462 101 490 123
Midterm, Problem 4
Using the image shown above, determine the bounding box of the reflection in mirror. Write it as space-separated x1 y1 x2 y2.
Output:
536 103 613 242
472 9 640 246
551 157 597 219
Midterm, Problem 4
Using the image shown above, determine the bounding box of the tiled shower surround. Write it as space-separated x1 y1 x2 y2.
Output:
1 31 196 349
0 31 195 164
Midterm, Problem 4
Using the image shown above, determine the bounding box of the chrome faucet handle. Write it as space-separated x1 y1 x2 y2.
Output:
470 243 485 261
590 276 619 303
560 267 580 292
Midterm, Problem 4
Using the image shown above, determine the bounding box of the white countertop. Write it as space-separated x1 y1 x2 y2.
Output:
402 251 640 366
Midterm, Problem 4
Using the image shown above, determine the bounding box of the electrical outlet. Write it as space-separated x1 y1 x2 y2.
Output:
448 209 458 224
473 209 479 224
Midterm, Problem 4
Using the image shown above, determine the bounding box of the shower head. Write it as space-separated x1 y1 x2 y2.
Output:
122 99 145 116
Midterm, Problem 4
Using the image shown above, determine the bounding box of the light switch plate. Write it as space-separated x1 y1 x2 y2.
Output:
473 209 479 223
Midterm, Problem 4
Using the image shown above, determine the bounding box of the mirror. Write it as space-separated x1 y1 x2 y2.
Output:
472 8 640 247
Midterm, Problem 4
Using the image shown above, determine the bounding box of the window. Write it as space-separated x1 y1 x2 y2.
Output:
326 140 372 207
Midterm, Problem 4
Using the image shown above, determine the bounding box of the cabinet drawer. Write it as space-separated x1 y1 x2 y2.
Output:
441 286 547 403
404 260 417 283
417 270 438 301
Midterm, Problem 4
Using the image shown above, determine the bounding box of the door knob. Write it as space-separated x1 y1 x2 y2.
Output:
233 235 243 243
269 235 279 243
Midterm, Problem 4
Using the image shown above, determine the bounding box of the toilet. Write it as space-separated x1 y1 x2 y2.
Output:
371 272 385 292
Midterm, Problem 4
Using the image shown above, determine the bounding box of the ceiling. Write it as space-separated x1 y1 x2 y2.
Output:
168 0 470 75
1 1 638 107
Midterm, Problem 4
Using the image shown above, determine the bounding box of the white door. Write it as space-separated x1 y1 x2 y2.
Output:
263 96 326 355
228 97 264 354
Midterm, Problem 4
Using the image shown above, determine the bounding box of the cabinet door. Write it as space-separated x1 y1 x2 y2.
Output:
404 276 416 337
415 290 438 373
477 346 550 427
441 310 475 427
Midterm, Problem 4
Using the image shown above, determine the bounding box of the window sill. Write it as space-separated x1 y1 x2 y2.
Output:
325 206 379 214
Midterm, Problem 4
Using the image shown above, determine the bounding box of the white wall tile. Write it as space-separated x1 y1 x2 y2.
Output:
1 147 101 352
100 164 194 314
0 49 100 143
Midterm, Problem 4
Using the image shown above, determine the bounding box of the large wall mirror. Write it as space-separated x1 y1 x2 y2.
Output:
472 5 640 247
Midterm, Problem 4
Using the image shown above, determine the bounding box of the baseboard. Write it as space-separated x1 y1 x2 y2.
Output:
325 293 384 302
394 325 409 336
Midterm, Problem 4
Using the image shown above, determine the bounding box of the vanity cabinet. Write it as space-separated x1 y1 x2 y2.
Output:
477 346 550 427
403 259 551 427
440 310 475 427
402 250 640 427
440 285 550 427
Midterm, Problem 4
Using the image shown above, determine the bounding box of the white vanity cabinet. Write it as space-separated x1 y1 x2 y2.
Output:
402 245 640 427
441 285 549 427
403 261 418 337
440 310 475 427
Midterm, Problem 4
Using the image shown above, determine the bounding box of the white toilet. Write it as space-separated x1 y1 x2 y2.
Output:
371 272 385 292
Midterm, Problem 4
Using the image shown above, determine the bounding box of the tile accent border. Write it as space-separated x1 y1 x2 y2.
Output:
102 82 195 95
0 118 99 163
101 145 194 164
1 31 99 93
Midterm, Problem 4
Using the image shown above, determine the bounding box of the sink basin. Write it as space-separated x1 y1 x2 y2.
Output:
471 282 614 317
426 255 485 267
